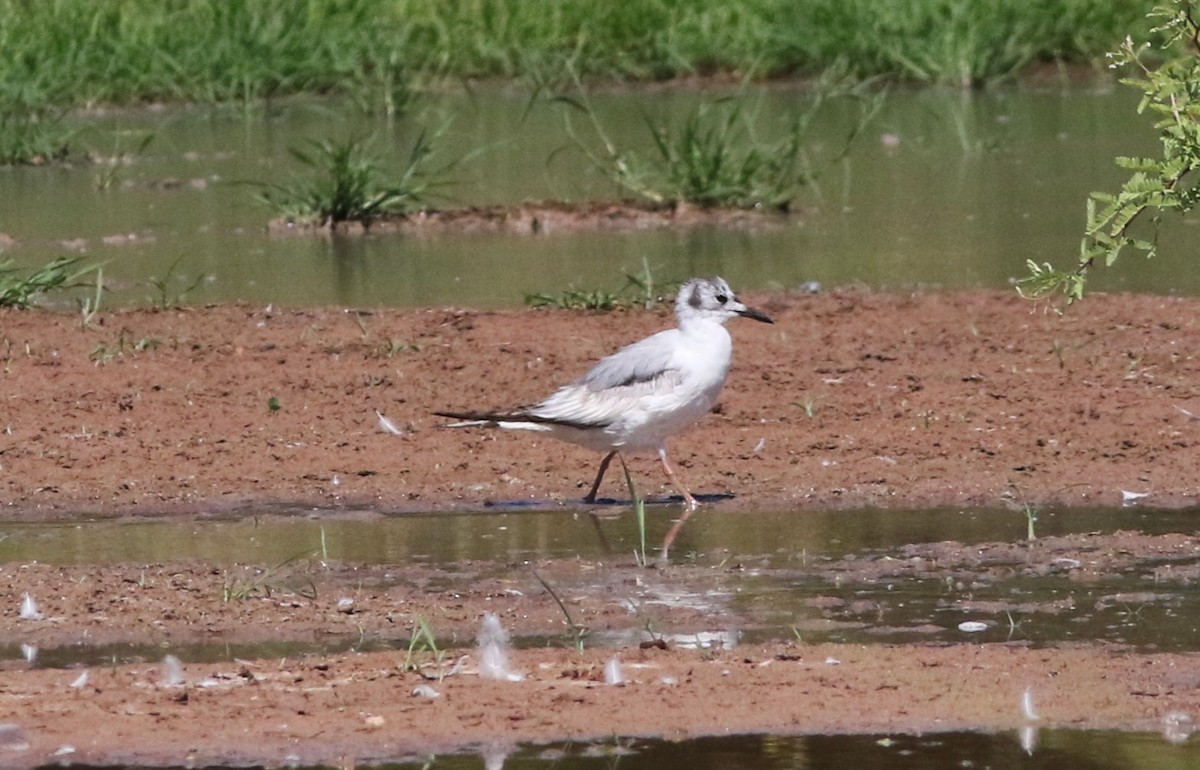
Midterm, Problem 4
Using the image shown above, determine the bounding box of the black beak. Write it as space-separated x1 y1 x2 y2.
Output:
737 306 773 324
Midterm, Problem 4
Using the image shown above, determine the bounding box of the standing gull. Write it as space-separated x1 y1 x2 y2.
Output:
435 276 773 510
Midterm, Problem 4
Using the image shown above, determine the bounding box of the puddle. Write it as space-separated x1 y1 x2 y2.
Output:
3 506 1200 668
416 730 1199 769
1 505 1195 567
23 730 1199 769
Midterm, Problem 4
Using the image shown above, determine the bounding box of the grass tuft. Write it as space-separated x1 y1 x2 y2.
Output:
525 270 676 311
258 133 452 226
557 77 882 210
0 257 97 309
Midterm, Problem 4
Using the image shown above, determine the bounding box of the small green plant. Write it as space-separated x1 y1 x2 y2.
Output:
148 254 207 309
1022 503 1039 541
89 329 162 365
258 132 451 226
525 270 676 311
373 338 420 358
648 100 810 209
0 256 96 308
221 555 317 602
619 455 649 567
1019 0 1200 302
93 129 155 190
77 266 104 329
531 568 588 652
525 286 628 311
403 617 448 680
556 77 881 210
267 396 281 412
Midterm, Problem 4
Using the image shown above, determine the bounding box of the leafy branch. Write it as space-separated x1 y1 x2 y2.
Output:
1019 0 1200 303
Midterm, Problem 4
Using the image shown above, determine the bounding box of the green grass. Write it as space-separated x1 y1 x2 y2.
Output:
0 112 73 165
0 0 412 110
0 0 1160 119
525 269 675 311
257 133 451 226
0 257 96 308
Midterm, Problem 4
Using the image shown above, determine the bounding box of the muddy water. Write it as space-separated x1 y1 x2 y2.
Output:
29 730 1197 769
3 83 1195 308
1 505 1193 566
427 730 1198 769
4 505 1200 657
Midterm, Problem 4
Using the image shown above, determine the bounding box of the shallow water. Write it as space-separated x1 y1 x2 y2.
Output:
4 82 1196 309
418 730 1200 769
4 504 1200 662
1 504 1194 567
26 730 1200 769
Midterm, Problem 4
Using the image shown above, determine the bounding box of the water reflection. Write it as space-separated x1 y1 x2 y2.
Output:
4 83 1196 309
1 505 1196 567
34 730 1196 770
4 506 1200 654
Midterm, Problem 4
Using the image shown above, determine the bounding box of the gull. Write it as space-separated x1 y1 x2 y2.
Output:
435 276 772 511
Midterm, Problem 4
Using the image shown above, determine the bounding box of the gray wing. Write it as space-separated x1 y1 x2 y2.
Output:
529 367 686 428
577 329 681 392
440 329 685 430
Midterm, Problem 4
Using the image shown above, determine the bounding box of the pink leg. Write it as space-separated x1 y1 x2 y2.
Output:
583 450 618 504
657 447 698 511
658 447 698 563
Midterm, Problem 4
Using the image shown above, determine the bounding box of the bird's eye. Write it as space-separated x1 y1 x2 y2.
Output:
716 294 728 304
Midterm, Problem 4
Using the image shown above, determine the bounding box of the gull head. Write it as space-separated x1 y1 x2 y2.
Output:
675 276 773 326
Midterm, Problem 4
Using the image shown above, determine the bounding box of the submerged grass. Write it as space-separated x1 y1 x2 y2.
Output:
0 0 1160 116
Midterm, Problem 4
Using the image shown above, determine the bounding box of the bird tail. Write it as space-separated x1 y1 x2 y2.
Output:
434 410 499 428
434 409 574 432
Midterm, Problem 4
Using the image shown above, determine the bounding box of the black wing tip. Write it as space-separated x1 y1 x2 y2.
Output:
434 409 513 422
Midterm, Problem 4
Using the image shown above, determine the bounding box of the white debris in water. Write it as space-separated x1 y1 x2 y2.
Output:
604 656 624 686
752 438 766 454
0 723 29 752
477 612 523 682
1019 724 1038 755
376 410 405 436
69 671 88 689
53 745 76 757
1121 489 1150 504
1174 404 1199 420
1162 711 1193 744
824 657 841 665
411 684 440 699
958 621 988 633
19 594 41 620
481 743 512 770
20 644 36 664
160 654 186 687
1021 688 1039 721
660 676 678 686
